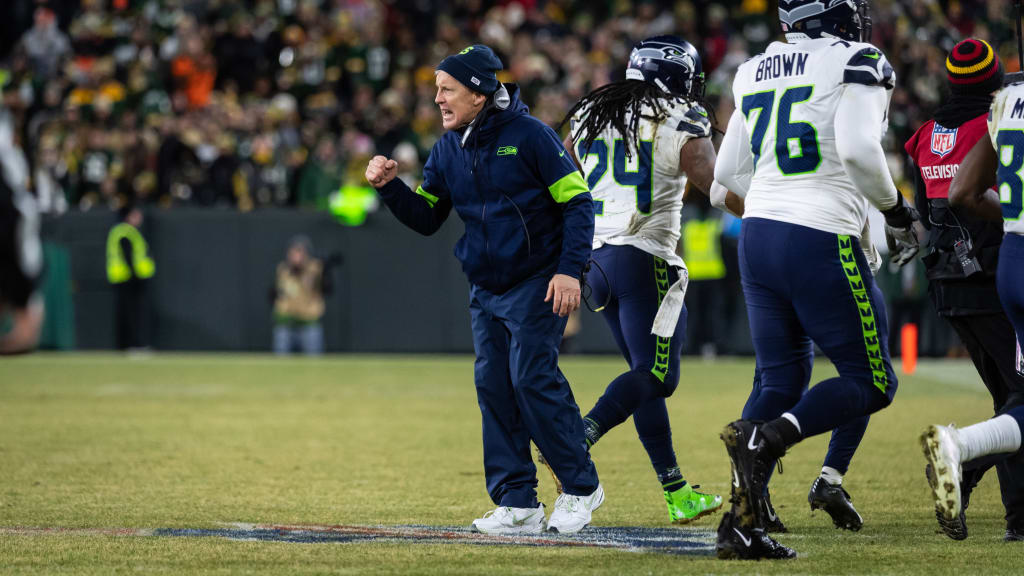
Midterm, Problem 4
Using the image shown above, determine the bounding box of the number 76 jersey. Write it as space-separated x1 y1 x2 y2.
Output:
988 83 1024 235
731 38 895 236
571 99 712 267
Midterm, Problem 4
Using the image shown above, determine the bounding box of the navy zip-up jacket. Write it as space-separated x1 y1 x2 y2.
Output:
376 84 594 294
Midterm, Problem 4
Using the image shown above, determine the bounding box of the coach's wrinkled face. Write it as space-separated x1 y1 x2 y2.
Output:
435 71 487 131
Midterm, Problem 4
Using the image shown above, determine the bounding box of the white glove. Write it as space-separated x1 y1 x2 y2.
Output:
884 222 921 267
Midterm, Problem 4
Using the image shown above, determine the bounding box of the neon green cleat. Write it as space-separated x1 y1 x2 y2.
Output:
664 483 723 524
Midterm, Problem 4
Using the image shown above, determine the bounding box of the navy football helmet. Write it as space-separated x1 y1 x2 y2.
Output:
626 35 705 101
778 0 872 43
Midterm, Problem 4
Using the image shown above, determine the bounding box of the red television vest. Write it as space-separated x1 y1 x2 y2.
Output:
903 114 988 199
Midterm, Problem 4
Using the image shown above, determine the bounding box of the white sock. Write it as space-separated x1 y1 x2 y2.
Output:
781 412 802 434
956 415 1022 463
820 466 843 486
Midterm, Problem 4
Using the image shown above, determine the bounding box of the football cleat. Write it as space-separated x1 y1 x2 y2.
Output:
547 484 604 534
470 504 546 535
1006 527 1024 542
925 463 968 540
665 483 723 524
534 445 563 494
716 510 797 560
920 425 963 524
721 420 775 530
808 476 863 531
762 489 788 533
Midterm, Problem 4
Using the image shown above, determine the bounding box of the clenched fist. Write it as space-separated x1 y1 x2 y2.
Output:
365 155 399 188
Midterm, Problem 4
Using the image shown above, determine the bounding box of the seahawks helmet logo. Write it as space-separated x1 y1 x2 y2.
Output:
630 46 694 74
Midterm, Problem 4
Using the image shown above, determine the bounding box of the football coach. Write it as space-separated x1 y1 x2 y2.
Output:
364 45 603 534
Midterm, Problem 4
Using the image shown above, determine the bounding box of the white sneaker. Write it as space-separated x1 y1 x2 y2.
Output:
921 424 963 521
470 504 546 534
547 483 604 534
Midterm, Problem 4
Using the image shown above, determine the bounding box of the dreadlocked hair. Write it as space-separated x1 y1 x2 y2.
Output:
558 79 718 160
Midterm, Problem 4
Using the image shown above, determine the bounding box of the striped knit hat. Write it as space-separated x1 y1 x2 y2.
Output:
947 38 1004 95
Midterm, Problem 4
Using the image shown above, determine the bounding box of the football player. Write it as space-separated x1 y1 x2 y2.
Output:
932 68 1024 544
555 35 736 525
712 183 880 534
711 0 918 559
903 38 1024 542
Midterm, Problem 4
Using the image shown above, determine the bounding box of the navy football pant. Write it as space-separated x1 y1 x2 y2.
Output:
745 364 869 475
470 273 599 507
998 234 1024 369
739 218 898 441
584 244 687 471
997 234 1024 442
996 233 1024 528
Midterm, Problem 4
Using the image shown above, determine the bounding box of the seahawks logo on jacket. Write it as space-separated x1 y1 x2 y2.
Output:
843 47 894 89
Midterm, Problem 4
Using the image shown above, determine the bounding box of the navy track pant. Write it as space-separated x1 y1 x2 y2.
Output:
469 272 599 507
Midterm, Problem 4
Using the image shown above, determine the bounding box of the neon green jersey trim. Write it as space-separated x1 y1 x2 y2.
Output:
415 186 439 208
548 170 589 203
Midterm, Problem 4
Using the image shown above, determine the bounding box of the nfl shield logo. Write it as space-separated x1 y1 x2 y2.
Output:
931 124 957 157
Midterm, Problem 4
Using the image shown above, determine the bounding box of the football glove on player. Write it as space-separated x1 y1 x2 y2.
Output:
882 194 920 267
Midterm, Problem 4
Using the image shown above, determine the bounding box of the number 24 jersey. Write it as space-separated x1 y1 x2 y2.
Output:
571 98 711 267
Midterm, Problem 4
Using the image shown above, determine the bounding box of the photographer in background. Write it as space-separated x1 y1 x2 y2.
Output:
271 235 335 355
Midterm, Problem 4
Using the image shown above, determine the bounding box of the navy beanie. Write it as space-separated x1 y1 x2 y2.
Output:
436 45 503 95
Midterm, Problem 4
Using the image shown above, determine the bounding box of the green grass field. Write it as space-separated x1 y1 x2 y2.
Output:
0 353 1020 574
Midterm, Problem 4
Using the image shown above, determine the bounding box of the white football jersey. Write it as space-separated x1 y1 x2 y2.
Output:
987 84 1024 236
571 98 711 267
731 38 895 236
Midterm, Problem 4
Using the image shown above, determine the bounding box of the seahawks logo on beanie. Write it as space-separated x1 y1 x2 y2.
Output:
437 44 503 95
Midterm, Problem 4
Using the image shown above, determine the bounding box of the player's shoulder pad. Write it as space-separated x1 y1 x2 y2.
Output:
988 86 1018 129
675 103 711 137
741 51 766 66
842 44 894 89
734 52 765 79
734 52 766 79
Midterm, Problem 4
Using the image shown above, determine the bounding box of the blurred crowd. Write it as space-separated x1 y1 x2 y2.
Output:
1 0 1020 214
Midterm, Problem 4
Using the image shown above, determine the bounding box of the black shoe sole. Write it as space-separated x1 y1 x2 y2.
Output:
716 543 742 560
809 497 863 531
716 532 797 560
